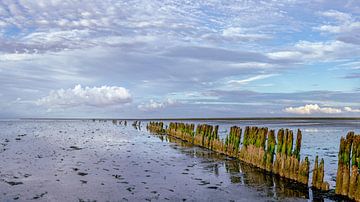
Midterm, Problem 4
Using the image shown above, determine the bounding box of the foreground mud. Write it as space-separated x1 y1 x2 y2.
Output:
0 120 350 201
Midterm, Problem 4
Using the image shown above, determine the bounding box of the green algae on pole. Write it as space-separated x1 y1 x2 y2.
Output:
273 129 284 175
298 157 310 185
242 126 250 148
294 129 302 161
342 132 354 196
334 132 360 201
225 126 242 156
256 127 268 169
349 135 360 199
312 156 330 191
335 137 346 195
147 121 165 134
289 130 302 180
284 129 293 178
265 130 276 172
312 156 319 189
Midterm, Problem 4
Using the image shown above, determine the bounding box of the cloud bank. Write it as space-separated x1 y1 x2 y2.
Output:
284 104 342 115
37 85 131 108
344 107 360 113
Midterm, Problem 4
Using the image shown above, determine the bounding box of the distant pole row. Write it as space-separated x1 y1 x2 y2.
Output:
111 119 127 126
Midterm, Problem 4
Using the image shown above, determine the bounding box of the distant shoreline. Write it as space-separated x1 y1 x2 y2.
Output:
19 117 360 121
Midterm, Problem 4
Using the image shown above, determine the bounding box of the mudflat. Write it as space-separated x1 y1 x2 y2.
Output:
0 120 348 201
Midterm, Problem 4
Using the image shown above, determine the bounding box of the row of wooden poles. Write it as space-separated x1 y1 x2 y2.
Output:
112 120 127 126
113 119 360 200
146 121 329 191
335 132 360 201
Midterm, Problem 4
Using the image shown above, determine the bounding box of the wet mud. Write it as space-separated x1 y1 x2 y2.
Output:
0 120 355 201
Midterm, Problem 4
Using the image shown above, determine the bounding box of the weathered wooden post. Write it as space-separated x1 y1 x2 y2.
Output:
349 135 360 199
312 156 319 188
273 129 284 175
266 130 276 172
335 132 354 196
336 137 346 195
298 156 310 185
294 129 302 160
343 132 354 196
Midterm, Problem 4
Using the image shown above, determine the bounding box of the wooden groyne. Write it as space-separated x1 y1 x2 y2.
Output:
147 121 166 134
335 132 360 201
146 121 330 190
312 156 329 190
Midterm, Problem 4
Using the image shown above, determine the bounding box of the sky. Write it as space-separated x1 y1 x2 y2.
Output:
0 0 359 118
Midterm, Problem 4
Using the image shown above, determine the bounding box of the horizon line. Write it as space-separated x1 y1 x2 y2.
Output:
16 117 360 121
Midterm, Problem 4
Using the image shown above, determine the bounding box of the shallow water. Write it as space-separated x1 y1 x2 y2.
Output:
0 119 357 201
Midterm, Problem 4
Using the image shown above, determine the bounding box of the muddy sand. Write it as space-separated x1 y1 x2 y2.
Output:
0 120 342 201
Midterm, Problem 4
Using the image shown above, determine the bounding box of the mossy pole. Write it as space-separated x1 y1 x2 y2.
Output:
201 125 206 147
302 157 310 185
285 130 293 178
342 132 354 196
281 129 288 155
294 129 302 161
289 129 302 181
312 156 319 188
335 137 346 195
286 130 293 157
266 130 276 172
355 174 360 201
349 135 360 199
259 128 268 169
214 125 219 140
239 126 249 159
278 129 288 177
318 158 328 191
277 129 284 154
274 129 284 174
235 127 241 152
243 126 250 148
260 128 267 150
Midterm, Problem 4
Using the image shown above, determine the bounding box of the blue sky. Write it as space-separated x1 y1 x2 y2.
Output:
0 0 359 118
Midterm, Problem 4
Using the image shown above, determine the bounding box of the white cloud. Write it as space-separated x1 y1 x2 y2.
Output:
338 61 360 70
320 10 352 22
222 27 271 41
344 106 360 113
315 19 360 34
267 40 359 62
0 0 303 55
267 51 303 60
227 74 278 85
0 53 39 61
316 25 341 33
315 10 360 45
228 62 274 69
22 29 92 45
36 84 132 108
137 99 176 111
284 104 342 114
